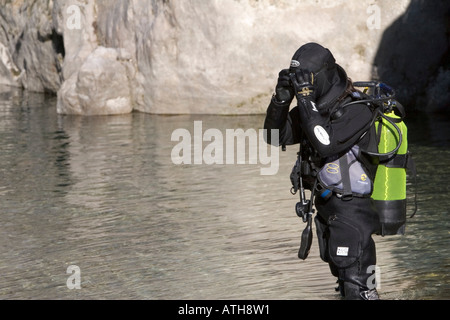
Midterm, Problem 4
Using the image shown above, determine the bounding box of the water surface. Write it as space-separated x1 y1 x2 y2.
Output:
0 89 448 300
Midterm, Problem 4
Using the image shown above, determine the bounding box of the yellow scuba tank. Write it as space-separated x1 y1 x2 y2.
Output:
372 111 409 236
353 81 415 236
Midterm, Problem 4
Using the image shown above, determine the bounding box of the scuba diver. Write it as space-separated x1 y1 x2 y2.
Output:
264 42 411 300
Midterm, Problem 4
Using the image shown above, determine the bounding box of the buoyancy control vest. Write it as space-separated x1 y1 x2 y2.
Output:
317 145 373 200
291 82 416 235
312 92 378 201
291 81 416 260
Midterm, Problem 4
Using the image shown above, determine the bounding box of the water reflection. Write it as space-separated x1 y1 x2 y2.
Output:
0 89 448 300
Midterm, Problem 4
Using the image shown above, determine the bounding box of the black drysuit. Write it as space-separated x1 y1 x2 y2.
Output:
264 94 382 299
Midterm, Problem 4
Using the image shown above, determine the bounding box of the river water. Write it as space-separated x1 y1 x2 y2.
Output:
0 89 448 300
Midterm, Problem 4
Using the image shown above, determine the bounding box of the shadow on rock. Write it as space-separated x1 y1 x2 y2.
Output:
373 0 450 114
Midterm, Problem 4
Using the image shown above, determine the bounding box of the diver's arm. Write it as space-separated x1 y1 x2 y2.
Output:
264 96 300 146
291 69 373 157
264 69 302 146
296 97 373 157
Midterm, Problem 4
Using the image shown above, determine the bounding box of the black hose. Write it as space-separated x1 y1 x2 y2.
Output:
363 109 403 158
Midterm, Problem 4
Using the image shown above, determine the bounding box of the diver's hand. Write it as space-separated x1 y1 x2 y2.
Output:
290 69 317 102
275 69 294 103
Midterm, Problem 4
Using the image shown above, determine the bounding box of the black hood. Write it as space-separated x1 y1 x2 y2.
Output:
290 43 348 109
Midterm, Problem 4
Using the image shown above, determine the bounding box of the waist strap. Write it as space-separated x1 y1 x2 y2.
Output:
380 152 409 169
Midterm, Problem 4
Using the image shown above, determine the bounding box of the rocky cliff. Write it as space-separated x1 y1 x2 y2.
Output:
0 0 447 115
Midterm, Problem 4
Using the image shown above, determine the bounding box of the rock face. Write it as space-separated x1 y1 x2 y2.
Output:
0 0 64 92
0 42 22 87
57 46 134 115
0 0 447 115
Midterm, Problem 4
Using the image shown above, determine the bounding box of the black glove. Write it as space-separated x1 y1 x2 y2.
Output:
275 69 294 103
289 69 317 102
